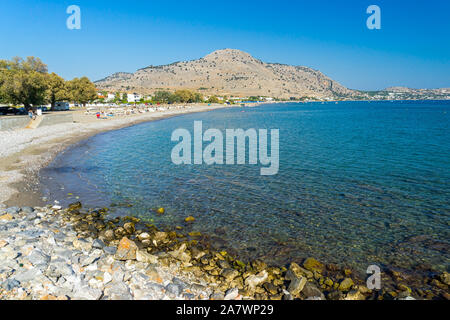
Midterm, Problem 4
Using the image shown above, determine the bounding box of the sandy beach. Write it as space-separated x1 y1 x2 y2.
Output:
0 104 228 207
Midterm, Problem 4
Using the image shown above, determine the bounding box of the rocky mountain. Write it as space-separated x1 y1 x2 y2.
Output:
95 49 356 99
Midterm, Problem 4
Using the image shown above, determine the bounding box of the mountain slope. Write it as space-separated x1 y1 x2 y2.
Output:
95 49 355 99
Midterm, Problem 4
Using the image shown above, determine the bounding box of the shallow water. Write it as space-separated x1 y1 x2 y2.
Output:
41 101 450 275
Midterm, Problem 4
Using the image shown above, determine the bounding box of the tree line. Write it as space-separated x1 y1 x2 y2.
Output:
151 90 220 104
98 89 222 105
0 56 97 110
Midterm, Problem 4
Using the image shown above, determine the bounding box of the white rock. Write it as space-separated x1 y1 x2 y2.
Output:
224 288 239 300
103 272 113 284
136 250 158 264
245 270 268 290
73 238 92 252
37 211 46 218
137 232 151 241
88 278 103 289
86 262 98 271
125 260 136 271
46 236 56 245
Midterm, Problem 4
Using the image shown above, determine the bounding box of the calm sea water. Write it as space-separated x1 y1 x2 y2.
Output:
41 101 450 275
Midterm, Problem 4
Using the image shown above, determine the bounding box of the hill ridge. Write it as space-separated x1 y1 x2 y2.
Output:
95 49 355 99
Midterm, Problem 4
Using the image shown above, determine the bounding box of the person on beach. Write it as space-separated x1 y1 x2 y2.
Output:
28 110 36 120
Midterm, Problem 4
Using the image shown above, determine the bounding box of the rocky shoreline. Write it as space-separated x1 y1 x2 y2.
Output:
1 202 448 300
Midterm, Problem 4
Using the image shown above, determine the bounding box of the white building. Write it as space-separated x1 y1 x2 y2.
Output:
127 93 142 103
107 93 116 101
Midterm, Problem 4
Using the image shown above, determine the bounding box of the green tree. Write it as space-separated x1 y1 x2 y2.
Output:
121 92 128 103
46 72 70 108
153 90 172 103
193 92 204 103
207 95 219 104
167 92 178 104
0 57 49 110
67 77 97 106
0 60 7 103
112 92 121 103
172 90 204 103
174 90 194 103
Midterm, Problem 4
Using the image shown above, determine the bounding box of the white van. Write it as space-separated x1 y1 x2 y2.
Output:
52 102 70 111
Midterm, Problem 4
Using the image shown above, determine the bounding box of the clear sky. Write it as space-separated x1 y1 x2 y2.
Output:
0 0 449 91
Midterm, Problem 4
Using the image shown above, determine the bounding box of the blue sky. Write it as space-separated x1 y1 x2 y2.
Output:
0 0 449 90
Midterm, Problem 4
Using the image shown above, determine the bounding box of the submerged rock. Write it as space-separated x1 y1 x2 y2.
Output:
302 282 326 300
440 272 450 286
263 282 278 295
137 232 151 241
345 289 366 300
327 290 344 300
123 222 135 234
168 244 191 263
245 270 268 290
221 268 239 281
251 260 267 273
153 231 168 242
68 202 82 212
287 262 313 279
287 276 307 295
303 257 324 273
338 278 354 292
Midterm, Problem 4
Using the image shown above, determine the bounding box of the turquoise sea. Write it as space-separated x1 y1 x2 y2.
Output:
41 101 450 276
